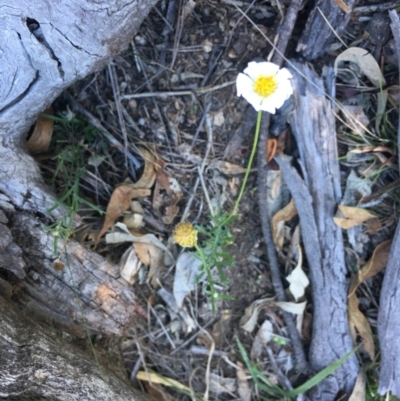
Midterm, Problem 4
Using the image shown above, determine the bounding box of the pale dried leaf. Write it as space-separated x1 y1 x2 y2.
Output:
251 320 274 360
212 110 225 127
208 160 246 175
158 287 196 333
236 362 251 401
106 222 174 265
341 105 370 136
335 47 386 87
137 371 191 392
96 186 150 246
349 369 366 401
134 242 165 288
286 246 309 301
273 301 306 336
119 246 141 284
173 252 203 308
240 298 274 332
334 205 376 229
209 372 236 395
272 199 298 249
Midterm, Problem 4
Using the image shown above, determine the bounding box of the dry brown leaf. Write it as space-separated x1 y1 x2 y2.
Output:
95 185 150 247
152 152 183 224
208 160 246 175
334 205 376 230
133 146 157 189
272 199 298 249
266 138 278 162
332 0 351 13
134 242 165 288
348 293 375 359
137 371 191 393
349 240 392 296
27 107 54 154
236 362 251 401
347 240 392 360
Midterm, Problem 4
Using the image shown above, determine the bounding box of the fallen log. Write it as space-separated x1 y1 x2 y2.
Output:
0 294 150 401
0 0 157 334
276 62 359 400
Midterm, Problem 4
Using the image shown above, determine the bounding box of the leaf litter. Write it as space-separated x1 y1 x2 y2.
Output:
37 1 400 399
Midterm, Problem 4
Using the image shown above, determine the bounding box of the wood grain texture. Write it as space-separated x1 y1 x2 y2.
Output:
0 295 150 401
0 0 157 216
0 0 157 336
377 10 400 397
296 0 356 60
276 62 359 400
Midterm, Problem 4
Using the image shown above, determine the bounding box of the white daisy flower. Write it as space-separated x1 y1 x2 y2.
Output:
236 61 293 114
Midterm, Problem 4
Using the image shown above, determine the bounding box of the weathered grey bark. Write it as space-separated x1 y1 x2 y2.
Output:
377 10 400 397
0 295 150 401
275 62 359 400
0 1 157 334
296 0 356 60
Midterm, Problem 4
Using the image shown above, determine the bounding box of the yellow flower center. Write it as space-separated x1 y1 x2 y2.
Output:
173 222 198 248
254 75 277 97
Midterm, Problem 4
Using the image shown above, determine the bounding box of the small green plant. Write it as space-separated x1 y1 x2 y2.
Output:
42 113 105 366
237 338 355 400
173 61 293 312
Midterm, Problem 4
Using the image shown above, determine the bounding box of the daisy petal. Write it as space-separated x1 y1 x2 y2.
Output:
276 67 293 81
236 73 254 97
244 61 279 81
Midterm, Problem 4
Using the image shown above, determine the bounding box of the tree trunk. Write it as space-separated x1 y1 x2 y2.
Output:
0 0 157 334
0 295 150 401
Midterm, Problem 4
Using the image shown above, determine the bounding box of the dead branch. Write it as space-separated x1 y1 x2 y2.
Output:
377 9 400 398
256 0 308 375
275 62 359 399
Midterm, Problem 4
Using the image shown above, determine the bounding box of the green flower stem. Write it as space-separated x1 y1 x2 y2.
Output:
229 109 263 219
195 243 217 313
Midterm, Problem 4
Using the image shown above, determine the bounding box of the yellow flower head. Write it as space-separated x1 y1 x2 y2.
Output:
236 61 293 114
173 222 198 248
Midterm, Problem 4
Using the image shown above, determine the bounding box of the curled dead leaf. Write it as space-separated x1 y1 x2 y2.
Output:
95 186 151 247
334 205 376 230
272 199 298 249
27 107 54 154
133 146 157 189
335 47 386 87
348 240 392 359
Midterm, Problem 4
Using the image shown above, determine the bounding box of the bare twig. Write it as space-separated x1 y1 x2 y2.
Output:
255 0 308 374
353 0 400 14
121 81 235 99
66 94 141 169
